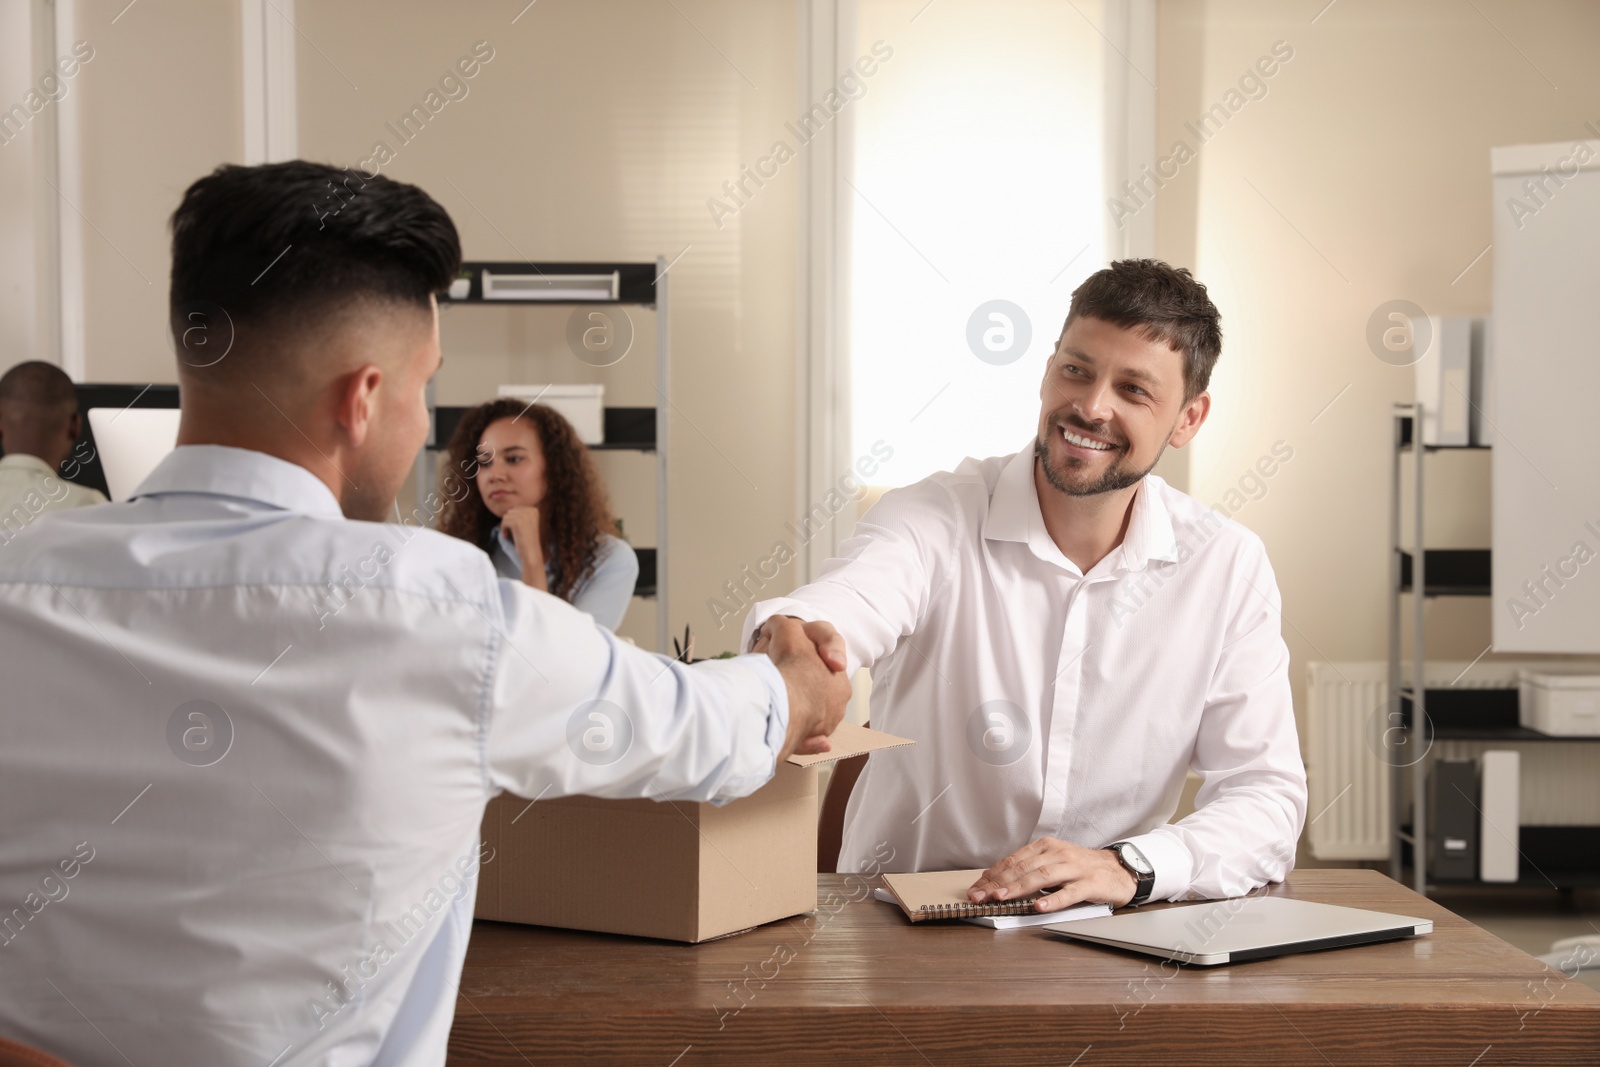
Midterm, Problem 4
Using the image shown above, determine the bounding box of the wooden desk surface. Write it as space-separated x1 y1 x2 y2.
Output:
448 869 1600 1065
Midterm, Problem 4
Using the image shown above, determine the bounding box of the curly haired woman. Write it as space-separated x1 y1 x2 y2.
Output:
437 399 638 629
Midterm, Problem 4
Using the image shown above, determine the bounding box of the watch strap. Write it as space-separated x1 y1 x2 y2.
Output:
1106 841 1155 907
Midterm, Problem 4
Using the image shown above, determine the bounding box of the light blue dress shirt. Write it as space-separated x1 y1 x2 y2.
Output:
0 445 788 1067
489 527 638 630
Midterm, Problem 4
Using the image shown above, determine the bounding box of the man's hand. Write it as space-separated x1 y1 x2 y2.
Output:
750 615 848 674
752 615 850 759
967 837 1137 912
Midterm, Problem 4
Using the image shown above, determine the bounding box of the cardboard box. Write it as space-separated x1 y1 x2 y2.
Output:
476 722 913 942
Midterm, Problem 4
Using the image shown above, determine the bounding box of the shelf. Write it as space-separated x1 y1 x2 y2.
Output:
596 408 657 451
428 406 657 453
1398 686 1600 741
422 254 671 648
1395 415 1491 452
1399 687 1517 733
1400 827 1600 889
1516 825 1600 886
1431 873 1600 889
442 261 660 306
1432 726 1595 741
1397 549 1490 596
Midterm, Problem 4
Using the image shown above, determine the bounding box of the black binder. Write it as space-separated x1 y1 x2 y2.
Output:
1428 759 1480 882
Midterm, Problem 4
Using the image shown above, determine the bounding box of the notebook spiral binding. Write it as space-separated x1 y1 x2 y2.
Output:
919 899 1041 919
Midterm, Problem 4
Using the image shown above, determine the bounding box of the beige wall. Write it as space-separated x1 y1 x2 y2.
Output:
19 0 1600 698
295 0 803 652
0 0 37 365
1153 0 1600 854
74 0 242 382
16 0 803 655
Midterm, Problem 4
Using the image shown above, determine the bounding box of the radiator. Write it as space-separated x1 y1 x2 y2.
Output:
1306 662 1390 860
1305 659 1600 861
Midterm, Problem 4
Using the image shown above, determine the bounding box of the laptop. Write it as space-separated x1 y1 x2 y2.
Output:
86 407 181 501
1043 896 1432 967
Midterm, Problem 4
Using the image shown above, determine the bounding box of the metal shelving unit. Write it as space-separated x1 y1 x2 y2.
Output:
417 259 670 645
1388 403 1600 894
1388 403 1490 894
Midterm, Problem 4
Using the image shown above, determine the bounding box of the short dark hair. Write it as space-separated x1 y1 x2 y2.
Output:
1064 259 1222 400
168 161 461 365
0 361 77 413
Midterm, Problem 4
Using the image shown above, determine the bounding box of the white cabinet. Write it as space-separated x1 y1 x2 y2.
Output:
1490 140 1600 652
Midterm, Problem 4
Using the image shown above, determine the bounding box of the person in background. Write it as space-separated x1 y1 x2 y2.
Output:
0 160 848 1066
0 361 106 535
438 398 639 630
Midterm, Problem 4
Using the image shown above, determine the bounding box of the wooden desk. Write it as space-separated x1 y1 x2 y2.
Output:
448 869 1600 1065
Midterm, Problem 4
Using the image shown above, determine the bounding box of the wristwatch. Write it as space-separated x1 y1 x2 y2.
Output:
1104 841 1155 907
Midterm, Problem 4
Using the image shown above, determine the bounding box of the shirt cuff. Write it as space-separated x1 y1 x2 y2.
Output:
736 652 790 765
1117 830 1195 903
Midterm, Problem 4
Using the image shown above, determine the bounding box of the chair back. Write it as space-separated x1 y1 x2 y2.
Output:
0 1036 77 1067
816 720 871 873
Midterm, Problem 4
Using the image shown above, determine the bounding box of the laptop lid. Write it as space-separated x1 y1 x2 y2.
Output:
1043 896 1431 967
86 407 181 502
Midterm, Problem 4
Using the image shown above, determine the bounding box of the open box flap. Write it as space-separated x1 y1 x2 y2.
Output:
784 720 914 767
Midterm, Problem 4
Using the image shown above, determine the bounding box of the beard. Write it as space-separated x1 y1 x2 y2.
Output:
1034 414 1163 498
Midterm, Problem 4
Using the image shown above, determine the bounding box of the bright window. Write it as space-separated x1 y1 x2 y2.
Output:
850 0 1106 487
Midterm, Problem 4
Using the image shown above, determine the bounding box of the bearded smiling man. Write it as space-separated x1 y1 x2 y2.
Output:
745 259 1308 913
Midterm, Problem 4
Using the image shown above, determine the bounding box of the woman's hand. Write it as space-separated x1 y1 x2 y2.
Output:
500 506 548 591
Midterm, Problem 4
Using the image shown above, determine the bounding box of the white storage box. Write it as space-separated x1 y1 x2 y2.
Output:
496 384 605 445
1416 315 1474 446
1518 670 1600 736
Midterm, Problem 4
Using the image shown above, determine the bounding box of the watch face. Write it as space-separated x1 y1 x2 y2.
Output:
1117 843 1154 876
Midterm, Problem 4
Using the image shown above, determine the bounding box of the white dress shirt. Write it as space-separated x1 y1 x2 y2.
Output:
0 445 787 1067
744 446 1306 902
0 453 106 542
489 527 639 630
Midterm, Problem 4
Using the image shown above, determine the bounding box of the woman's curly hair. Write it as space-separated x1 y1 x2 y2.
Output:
436 399 620 602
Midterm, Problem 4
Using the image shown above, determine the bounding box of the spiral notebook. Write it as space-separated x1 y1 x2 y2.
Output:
878 870 1112 929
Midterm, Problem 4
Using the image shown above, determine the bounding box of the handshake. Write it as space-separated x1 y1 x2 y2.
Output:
749 616 852 761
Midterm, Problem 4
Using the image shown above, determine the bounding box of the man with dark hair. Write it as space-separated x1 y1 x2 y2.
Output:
747 258 1306 912
0 161 848 1065
0 360 105 537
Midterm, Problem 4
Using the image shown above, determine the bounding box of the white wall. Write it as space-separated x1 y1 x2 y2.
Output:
1153 0 1600 790
72 0 242 382
296 0 805 652
0 0 38 369
15 0 1600 676
5 0 810 655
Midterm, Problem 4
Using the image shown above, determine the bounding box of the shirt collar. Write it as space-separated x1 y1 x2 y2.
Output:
131 445 345 519
1119 474 1179 569
982 447 1043 547
0 453 56 476
983 444 1179 573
